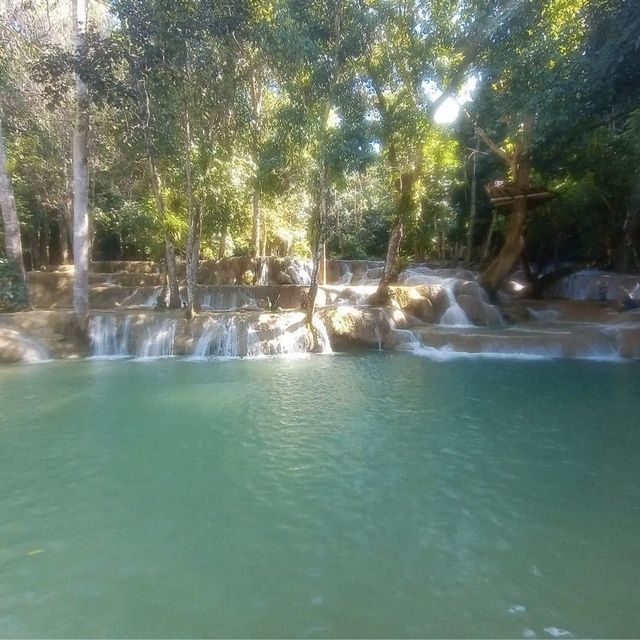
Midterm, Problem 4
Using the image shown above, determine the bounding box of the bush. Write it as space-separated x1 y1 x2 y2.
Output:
0 258 29 312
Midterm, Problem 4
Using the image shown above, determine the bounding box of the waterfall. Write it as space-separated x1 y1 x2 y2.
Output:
221 316 239 356
313 317 333 354
288 259 313 285
199 287 256 311
551 270 602 300
201 291 213 309
144 287 164 308
336 262 353 285
438 283 472 327
138 319 176 358
374 318 383 351
246 325 262 358
90 315 130 357
119 316 131 354
191 316 240 358
257 260 269 286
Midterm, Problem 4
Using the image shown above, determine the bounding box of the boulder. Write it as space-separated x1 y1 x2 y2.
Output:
457 294 503 327
0 328 48 363
321 306 383 347
405 297 435 323
275 271 294 285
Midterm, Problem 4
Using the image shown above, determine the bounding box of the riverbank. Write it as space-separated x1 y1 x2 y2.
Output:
2 259 640 363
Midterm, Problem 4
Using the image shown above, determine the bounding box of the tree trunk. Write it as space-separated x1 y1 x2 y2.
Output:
72 0 90 330
185 203 201 317
249 63 263 258
29 233 40 271
0 113 29 305
373 218 404 303
305 162 329 338
218 224 228 260
62 175 73 263
261 219 268 257
59 212 70 264
480 158 531 295
164 234 181 308
148 158 180 309
39 221 50 268
251 186 260 258
184 108 200 318
374 169 414 302
464 141 478 266
306 242 322 323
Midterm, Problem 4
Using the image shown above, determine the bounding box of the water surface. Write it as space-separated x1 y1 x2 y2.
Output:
1 354 639 638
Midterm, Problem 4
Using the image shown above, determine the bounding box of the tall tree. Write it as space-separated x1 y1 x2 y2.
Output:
72 0 90 328
0 111 28 299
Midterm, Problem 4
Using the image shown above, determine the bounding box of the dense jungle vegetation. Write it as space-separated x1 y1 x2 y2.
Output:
1 0 639 317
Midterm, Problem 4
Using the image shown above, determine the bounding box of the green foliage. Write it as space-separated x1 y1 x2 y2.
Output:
1 0 638 274
0 259 29 312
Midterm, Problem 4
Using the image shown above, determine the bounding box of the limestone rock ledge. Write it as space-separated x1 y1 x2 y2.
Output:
0 311 83 363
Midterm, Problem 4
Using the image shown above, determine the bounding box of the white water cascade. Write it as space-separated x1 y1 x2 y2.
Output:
90 315 131 357
438 283 472 327
312 317 333 354
287 259 313 285
138 319 177 358
191 316 240 358
246 325 261 357
257 260 269 286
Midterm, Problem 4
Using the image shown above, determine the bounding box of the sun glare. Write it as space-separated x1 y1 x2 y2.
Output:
434 96 460 124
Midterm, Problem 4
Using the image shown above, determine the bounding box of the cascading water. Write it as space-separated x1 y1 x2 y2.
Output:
287 259 313 285
199 287 257 311
144 287 164 308
191 316 240 358
439 283 472 327
257 260 269 286
312 317 333 354
90 315 130 357
262 315 311 355
138 319 176 358
550 270 640 301
246 325 261 358
336 262 353 285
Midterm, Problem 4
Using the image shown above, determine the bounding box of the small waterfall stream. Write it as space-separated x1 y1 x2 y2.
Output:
192 317 240 358
287 259 313 285
257 260 269 286
438 283 472 327
90 315 130 357
87 311 334 359
138 319 177 358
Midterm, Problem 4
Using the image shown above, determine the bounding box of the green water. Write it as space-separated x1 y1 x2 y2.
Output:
1 354 639 638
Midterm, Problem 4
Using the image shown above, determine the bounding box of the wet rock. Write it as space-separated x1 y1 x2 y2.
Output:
286 265 306 285
383 328 419 351
406 297 435 323
431 288 453 322
321 306 382 347
380 307 410 330
0 328 49 363
276 271 294 285
457 294 503 327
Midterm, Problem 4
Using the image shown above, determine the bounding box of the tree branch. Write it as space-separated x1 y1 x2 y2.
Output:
475 126 511 166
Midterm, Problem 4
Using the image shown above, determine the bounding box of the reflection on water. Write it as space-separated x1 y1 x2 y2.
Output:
0 354 639 638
